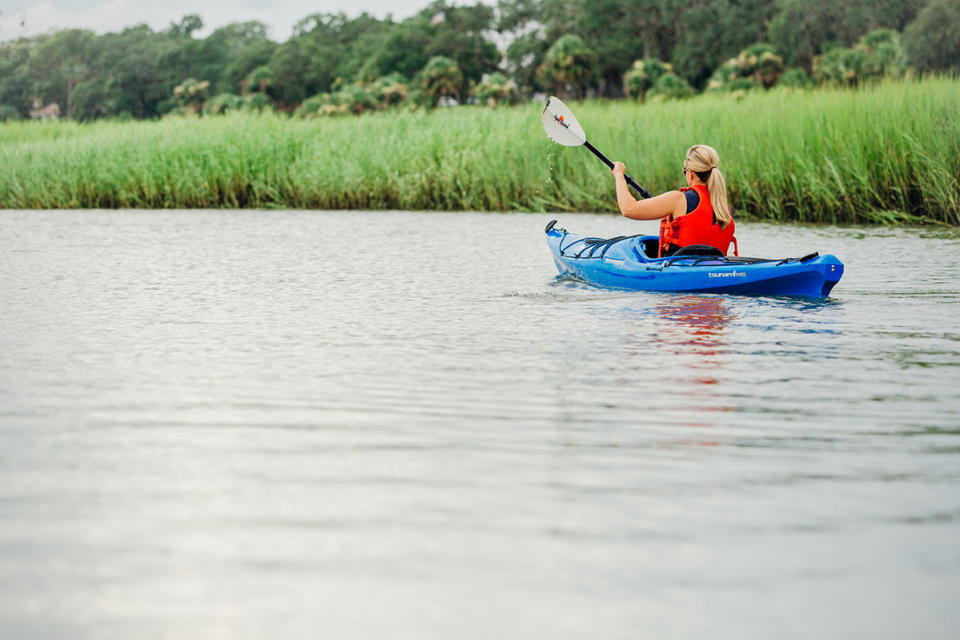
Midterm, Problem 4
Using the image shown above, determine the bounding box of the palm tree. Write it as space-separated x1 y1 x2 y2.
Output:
172 78 210 113
243 65 273 95
421 56 463 106
536 34 597 99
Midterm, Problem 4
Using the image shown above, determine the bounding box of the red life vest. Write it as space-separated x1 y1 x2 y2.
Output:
658 184 736 257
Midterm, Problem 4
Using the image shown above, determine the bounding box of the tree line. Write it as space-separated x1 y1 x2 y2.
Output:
0 0 957 122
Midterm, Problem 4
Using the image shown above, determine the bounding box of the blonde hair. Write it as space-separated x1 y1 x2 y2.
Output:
685 145 732 228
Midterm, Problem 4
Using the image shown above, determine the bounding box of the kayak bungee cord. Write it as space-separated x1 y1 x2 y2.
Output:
564 235 641 259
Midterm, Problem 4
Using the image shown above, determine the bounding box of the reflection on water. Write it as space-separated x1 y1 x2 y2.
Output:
653 295 735 435
1 211 959 640
655 294 733 359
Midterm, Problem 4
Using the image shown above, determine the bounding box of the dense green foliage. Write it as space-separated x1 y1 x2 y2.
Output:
624 59 673 100
903 0 960 73
813 29 907 86
767 0 925 69
2 78 956 225
0 0 956 121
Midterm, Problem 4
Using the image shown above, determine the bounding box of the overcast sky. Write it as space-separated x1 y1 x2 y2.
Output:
0 0 462 42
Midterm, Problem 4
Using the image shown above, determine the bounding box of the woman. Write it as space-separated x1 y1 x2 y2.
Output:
612 144 736 257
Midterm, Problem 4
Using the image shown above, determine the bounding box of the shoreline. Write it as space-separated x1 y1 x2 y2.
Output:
3 209 958 233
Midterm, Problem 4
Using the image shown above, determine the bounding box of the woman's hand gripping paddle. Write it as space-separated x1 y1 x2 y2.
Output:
541 96 651 199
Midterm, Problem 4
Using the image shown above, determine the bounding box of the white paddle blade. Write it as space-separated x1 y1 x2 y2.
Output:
541 96 586 146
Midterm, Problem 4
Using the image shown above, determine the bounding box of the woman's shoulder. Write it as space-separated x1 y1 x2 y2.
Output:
682 188 700 214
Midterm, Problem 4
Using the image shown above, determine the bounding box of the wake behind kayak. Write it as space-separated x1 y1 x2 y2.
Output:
544 220 844 298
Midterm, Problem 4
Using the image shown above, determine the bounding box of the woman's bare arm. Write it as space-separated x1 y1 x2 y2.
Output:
612 162 685 221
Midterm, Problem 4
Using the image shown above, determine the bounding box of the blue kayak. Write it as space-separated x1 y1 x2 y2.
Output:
545 220 844 298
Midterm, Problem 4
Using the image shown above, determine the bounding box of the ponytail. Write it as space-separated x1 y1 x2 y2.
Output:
685 145 732 229
706 168 732 228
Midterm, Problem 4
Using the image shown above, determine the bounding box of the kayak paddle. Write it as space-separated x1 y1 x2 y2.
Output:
540 96 651 199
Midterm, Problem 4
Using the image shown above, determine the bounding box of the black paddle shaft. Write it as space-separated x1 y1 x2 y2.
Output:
583 140 652 199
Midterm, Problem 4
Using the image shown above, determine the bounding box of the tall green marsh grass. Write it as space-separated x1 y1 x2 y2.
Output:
1 77 957 224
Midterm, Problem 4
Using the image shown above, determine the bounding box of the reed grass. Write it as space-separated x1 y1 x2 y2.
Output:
1 77 957 224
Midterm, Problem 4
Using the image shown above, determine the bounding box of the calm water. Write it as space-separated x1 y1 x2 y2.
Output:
1 210 958 639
